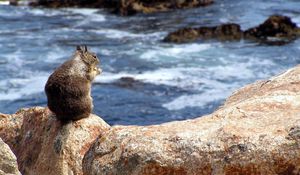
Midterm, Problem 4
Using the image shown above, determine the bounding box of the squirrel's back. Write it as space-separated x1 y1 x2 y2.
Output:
45 46 102 122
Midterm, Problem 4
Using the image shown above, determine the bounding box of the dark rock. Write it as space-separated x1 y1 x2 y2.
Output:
163 28 201 43
244 15 300 44
32 0 213 16
9 0 18 5
95 77 145 89
163 23 242 43
164 15 300 45
31 0 119 8
115 77 140 88
116 0 213 16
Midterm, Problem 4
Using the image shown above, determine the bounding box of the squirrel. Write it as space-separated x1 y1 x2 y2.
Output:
45 46 102 122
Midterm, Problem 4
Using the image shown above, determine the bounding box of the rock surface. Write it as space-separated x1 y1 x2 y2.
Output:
164 15 300 44
83 65 300 175
244 15 300 44
0 110 23 153
0 138 21 175
31 0 112 8
32 0 213 16
115 0 213 16
0 107 110 175
163 23 242 43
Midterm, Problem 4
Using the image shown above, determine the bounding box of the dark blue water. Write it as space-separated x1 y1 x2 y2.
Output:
0 0 300 125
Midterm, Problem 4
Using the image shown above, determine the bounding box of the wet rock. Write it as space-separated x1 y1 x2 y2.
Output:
32 0 213 16
95 77 145 89
83 65 300 175
116 0 213 16
0 107 110 175
0 138 21 175
114 77 144 88
32 0 118 8
244 15 300 43
164 15 300 44
163 23 242 43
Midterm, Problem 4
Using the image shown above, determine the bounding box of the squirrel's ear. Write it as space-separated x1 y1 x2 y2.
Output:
76 45 82 52
76 45 88 52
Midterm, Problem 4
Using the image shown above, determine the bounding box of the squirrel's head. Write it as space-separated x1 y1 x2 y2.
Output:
76 45 102 81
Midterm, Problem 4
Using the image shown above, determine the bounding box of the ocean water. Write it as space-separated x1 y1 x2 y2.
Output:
0 0 300 125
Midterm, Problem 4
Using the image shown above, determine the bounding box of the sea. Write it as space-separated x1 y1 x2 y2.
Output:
0 0 300 125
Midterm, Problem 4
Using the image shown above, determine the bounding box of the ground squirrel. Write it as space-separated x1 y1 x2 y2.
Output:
45 46 102 121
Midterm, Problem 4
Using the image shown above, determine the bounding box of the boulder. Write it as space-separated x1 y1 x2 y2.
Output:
83 65 300 175
116 0 213 16
32 0 213 16
164 15 300 44
0 110 23 153
1 107 110 175
163 23 242 43
31 0 118 8
112 77 144 88
244 15 300 44
0 138 21 175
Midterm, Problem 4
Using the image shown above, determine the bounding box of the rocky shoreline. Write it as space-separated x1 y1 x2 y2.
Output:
163 15 300 45
1 1 300 174
27 0 213 16
1 65 300 174
12 1 299 45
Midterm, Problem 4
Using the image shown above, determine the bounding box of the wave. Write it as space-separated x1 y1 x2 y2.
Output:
96 65 253 90
162 88 233 111
95 68 238 111
140 43 211 60
26 8 65 16
65 8 100 16
95 54 276 111
68 8 106 23
0 1 9 5
0 56 276 111
25 7 106 20
91 29 165 40
0 75 48 101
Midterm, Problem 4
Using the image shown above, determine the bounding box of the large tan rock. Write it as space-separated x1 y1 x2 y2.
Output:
83 65 300 175
0 110 23 152
0 138 21 175
1 107 110 175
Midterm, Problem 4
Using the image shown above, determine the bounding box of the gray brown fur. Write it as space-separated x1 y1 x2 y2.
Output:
45 46 102 122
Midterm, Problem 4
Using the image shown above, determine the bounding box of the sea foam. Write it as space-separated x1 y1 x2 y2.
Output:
140 43 211 60
0 76 48 101
66 8 106 22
